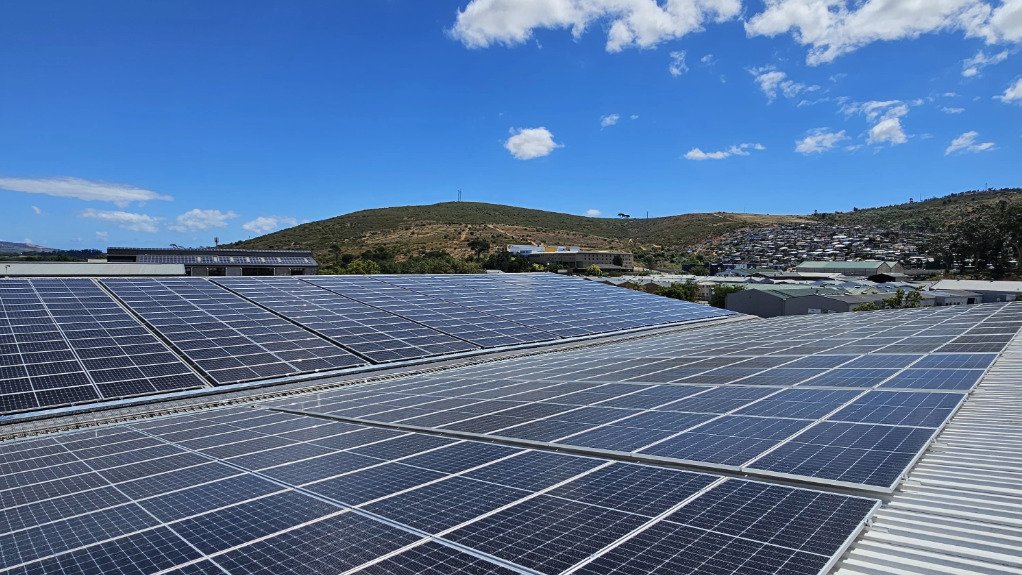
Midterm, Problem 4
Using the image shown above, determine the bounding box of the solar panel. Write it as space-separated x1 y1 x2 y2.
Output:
101 278 364 384
0 405 880 575
269 301 1022 492
0 279 206 414
213 277 478 362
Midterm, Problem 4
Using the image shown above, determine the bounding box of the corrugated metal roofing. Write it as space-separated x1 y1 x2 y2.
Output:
833 333 1022 575
933 279 1022 294
0 262 186 276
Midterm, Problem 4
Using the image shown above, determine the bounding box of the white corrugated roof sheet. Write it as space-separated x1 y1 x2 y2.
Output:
833 335 1022 574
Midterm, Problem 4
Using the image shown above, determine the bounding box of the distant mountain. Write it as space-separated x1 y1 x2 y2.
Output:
0 241 55 254
230 188 1022 261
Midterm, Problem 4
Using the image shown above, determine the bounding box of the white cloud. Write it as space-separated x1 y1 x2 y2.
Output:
684 143 765 160
504 127 563 160
869 117 908 145
169 209 238 232
996 77 1022 103
941 106 966 113
945 130 996 154
80 209 161 233
745 0 1010 65
600 113 620 128
95 231 109 240
629 114 640 120
962 49 1010 76
988 0 1022 41
31 206 41 215
668 51 689 76
795 129 847 154
584 208 602 217
242 216 299 234
750 67 819 102
450 0 742 52
700 53 717 65
0 176 172 207
843 100 911 146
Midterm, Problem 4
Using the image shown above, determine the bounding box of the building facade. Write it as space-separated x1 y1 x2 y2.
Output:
106 247 319 276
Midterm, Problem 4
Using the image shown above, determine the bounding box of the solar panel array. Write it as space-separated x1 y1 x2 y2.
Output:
137 255 317 266
100 278 365 384
0 279 205 414
0 405 879 575
212 278 479 362
271 302 1022 492
1 274 730 416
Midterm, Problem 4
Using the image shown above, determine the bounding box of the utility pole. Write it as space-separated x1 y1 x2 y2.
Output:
458 189 462 202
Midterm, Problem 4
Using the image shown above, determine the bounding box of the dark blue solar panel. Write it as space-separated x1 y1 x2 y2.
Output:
101 278 364 384
748 421 934 489
828 391 965 428
880 368 985 391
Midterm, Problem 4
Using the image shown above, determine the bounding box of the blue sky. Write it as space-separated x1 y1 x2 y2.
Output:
1 1 1020 249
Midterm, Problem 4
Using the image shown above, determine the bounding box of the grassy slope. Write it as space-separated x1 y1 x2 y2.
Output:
230 189 1022 260
231 201 807 259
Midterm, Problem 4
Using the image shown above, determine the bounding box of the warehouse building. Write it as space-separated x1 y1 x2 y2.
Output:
795 259 904 276
106 246 319 276
932 279 1022 303
523 248 634 271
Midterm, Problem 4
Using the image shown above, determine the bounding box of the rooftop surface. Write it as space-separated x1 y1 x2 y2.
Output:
0 278 1018 575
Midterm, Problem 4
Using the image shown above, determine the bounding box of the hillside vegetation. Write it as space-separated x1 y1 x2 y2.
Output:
231 202 807 260
230 188 1022 265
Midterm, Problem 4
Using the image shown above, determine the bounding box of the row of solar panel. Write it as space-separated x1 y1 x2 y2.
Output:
0 275 731 415
0 405 878 575
269 302 1022 491
0 279 207 414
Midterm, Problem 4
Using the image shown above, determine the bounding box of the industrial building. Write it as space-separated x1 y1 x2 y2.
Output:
932 279 1022 302
1 274 1020 575
0 261 185 276
106 246 319 276
795 259 904 276
507 244 634 271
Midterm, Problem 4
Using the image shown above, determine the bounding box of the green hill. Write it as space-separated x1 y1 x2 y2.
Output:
230 188 1022 263
231 202 806 260
815 188 1022 230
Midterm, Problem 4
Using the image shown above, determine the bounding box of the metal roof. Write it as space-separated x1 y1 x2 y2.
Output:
0 262 186 276
833 332 1022 575
797 260 889 270
933 279 1022 294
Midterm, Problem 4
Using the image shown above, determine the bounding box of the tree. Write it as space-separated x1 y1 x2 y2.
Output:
709 284 744 309
689 265 709 276
585 264 603 276
904 290 922 308
659 280 698 302
344 259 381 275
467 237 491 259
612 255 624 267
329 243 342 268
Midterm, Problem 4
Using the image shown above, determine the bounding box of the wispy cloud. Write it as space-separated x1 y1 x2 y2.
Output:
0 177 172 207
795 129 847 154
242 216 299 234
945 131 995 155
962 49 1009 77
684 143 765 161
750 67 819 102
996 78 1022 104
169 209 238 232
80 209 161 233
31 205 42 215
584 208 602 217
600 114 620 128
668 51 688 77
